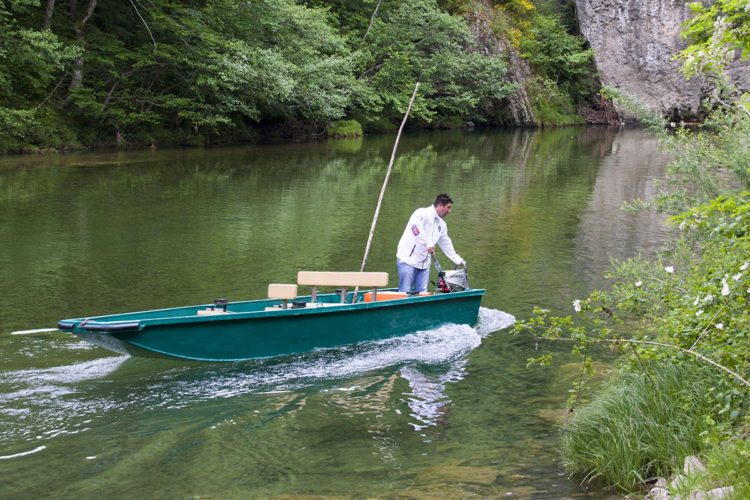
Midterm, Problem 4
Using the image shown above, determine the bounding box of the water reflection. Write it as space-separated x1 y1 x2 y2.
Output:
574 129 670 285
0 128 670 498
401 363 463 433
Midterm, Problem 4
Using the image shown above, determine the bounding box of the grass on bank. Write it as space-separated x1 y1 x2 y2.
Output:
559 362 740 493
671 433 750 498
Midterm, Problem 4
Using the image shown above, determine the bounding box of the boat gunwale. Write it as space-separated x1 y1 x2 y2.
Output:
59 288 486 333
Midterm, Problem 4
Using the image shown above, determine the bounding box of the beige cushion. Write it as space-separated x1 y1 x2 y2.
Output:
297 271 389 287
268 283 298 300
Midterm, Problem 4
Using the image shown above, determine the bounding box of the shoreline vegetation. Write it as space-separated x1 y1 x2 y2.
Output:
3 0 749 498
514 1 750 497
1 0 598 154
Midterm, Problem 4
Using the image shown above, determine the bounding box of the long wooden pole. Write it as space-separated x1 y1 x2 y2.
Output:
353 82 420 301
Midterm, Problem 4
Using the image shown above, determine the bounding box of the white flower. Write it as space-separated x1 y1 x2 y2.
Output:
665 266 675 273
715 323 724 330
696 310 704 316
573 300 582 312
693 295 700 306
635 281 643 287
703 294 714 303
722 279 730 296
733 273 742 281
741 262 749 271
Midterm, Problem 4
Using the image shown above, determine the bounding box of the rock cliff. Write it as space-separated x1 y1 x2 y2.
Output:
466 2 537 126
575 0 749 121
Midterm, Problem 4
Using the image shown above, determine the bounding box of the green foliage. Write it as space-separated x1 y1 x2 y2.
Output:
528 76 586 126
560 363 738 492
0 0 528 150
326 119 363 137
0 4 80 151
517 11 595 103
353 0 515 127
677 0 750 80
491 0 597 116
0 10 79 105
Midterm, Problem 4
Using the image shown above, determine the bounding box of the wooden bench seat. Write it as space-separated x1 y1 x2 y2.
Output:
297 271 389 303
268 283 298 309
296 271 388 288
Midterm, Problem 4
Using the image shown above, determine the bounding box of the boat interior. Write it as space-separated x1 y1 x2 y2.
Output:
65 271 442 325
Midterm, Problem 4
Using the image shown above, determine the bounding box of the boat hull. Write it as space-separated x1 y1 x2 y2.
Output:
58 289 485 361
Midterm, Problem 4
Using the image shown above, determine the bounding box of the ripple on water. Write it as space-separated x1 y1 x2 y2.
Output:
0 308 514 444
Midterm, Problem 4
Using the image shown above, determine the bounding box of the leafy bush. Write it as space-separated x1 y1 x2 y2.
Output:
326 119 363 137
528 76 586 125
517 10 596 103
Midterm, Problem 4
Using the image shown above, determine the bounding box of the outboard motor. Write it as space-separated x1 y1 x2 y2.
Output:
442 267 469 292
431 255 470 292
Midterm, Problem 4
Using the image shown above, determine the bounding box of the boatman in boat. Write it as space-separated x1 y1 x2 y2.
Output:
396 193 466 293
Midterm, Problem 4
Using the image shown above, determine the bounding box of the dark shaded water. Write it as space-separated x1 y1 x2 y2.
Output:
0 128 669 498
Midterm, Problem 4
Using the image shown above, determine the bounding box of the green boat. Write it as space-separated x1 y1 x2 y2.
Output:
57 271 485 362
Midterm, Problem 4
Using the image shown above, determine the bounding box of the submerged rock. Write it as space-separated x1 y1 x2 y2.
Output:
415 465 498 485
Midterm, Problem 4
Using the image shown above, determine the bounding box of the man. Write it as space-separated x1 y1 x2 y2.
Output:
396 193 466 292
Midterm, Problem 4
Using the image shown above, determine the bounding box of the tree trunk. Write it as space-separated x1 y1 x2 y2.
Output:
67 0 98 93
43 0 56 30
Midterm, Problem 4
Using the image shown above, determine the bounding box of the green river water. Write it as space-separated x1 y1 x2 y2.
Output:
0 127 670 499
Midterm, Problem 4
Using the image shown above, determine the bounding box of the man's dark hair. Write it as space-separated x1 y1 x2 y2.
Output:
433 193 453 207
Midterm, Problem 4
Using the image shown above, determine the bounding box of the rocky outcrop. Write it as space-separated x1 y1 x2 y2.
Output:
576 0 750 122
645 455 735 500
465 1 536 126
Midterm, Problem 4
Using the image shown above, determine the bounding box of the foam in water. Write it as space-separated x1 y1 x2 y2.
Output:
0 308 515 444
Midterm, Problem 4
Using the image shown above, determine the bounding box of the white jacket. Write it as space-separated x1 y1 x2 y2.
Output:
396 205 463 270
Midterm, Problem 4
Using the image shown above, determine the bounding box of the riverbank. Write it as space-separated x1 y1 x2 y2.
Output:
514 93 750 496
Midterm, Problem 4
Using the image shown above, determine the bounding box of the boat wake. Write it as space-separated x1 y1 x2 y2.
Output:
0 307 514 447
476 306 515 336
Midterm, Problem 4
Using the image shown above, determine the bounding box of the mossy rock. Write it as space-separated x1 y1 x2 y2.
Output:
326 119 363 138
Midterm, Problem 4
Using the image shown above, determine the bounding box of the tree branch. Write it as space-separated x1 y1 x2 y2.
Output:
534 335 749 387
36 70 68 109
130 0 157 52
362 0 382 42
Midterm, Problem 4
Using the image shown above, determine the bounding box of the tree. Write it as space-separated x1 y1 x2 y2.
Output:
677 0 750 79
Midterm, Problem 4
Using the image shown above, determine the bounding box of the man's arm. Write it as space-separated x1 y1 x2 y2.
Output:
437 231 464 266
